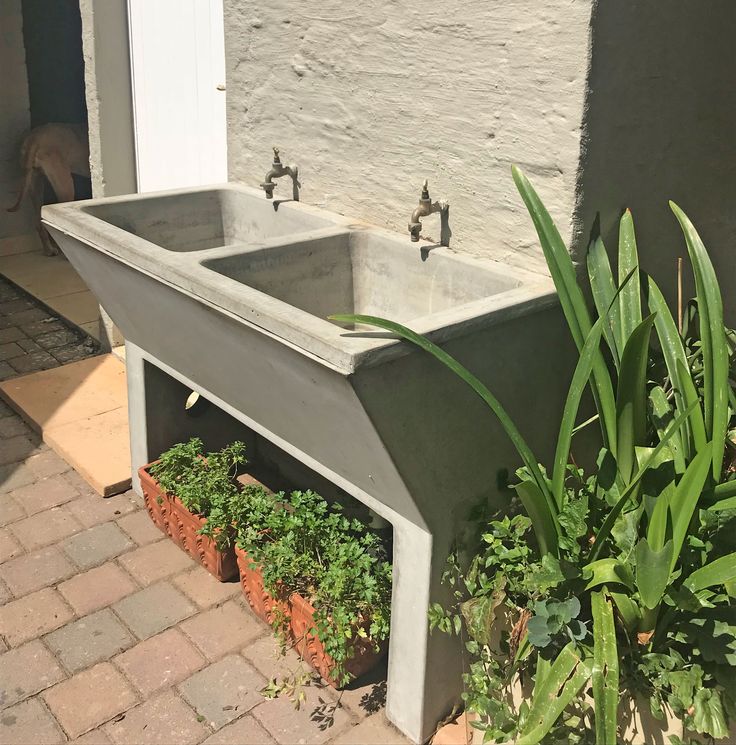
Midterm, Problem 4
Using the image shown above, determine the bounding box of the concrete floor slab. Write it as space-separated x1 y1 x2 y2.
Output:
0 355 130 496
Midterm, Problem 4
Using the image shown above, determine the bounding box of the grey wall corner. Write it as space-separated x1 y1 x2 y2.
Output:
79 0 137 199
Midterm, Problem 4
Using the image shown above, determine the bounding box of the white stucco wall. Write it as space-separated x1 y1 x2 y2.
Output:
0 0 33 239
224 1 595 275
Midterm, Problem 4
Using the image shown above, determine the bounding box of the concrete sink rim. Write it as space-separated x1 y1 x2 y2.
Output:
42 183 557 373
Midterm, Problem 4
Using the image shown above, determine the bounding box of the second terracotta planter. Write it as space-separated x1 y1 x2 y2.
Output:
138 463 238 582
235 545 385 688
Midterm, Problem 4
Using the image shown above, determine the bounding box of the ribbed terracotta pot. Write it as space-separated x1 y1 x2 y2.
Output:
138 463 238 582
235 546 386 688
288 592 386 688
138 464 170 534
234 546 288 624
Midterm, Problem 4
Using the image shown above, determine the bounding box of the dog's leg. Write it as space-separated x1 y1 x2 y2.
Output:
41 153 75 203
39 153 75 257
30 169 58 256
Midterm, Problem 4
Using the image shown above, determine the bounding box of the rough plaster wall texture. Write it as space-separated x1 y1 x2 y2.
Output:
224 1 594 275
0 0 33 237
573 1 736 325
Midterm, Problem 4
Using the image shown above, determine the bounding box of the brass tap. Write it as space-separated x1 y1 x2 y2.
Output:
260 147 300 201
408 180 450 247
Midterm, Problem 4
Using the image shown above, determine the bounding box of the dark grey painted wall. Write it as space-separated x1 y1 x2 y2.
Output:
573 1 736 325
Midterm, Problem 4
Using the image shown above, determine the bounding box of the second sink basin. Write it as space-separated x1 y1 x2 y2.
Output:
203 230 521 324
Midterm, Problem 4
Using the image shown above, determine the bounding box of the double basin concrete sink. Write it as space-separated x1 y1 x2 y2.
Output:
43 185 563 743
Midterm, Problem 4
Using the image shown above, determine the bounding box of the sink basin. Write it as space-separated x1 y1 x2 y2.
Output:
194 227 549 369
75 184 343 253
202 230 521 325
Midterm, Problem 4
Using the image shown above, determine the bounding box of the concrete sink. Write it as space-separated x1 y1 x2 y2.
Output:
42 185 568 743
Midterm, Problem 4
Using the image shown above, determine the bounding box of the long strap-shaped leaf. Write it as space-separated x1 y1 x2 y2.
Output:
551 320 604 509
668 448 712 572
684 552 736 592
676 359 708 456
515 479 559 557
671 202 729 479
517 643 592 744
646 277 692 460
587 237 622 368
616 315 656 482
592 591 619 745
589 401 696 562
649 387 686 474
327 314 556 521
618 210 642 346
512 166 617 453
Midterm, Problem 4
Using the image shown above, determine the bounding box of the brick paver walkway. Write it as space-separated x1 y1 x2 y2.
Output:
0 276 406 745
0 402 405 744
0 276 99 381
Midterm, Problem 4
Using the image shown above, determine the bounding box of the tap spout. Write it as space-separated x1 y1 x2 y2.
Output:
260 147 300 201
408 180 450 246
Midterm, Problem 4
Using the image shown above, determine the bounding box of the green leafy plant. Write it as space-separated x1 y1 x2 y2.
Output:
233 488 392 687
149 437 246 549
331 167 735 743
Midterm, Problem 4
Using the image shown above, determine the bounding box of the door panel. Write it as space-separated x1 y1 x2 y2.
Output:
128 0 227 192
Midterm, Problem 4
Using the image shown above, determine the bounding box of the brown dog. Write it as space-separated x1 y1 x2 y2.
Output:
7 123 91 255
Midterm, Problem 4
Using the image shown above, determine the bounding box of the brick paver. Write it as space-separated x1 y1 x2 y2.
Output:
178 655 266 729
66 492 138 528
103 691 209 745
0 310 400 745
0 587 74 646
57 562 137 616
113 582 196 640
115 510 163 546
23 450 71 480
8 505 82 551
61 522 133 570
44 609 134 673
179 599 263 660
69 494 136 528
0 639 65 708
0 493 25 524
9 474 79 515
117 539 194 585
173 566 241 608
0 697 66 744
43 663 138 739
0 545 76 596
253 685 352 745
113 628 206 696
201 715 276 745
0 528 22 564
333 714 407 745
0 435 37 466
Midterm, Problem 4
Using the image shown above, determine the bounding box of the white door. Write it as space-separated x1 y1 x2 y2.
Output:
127 0 227 192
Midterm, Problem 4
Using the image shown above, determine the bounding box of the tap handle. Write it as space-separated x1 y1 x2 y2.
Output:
420 179 430 200
272 146 281 163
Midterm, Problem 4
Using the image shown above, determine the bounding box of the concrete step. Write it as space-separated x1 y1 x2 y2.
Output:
0 354 130 496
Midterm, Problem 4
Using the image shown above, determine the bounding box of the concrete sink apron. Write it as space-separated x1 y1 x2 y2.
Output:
43 184 564 744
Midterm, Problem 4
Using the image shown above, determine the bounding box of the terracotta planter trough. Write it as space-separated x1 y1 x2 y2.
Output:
138 463 238 582
235 545 385 688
